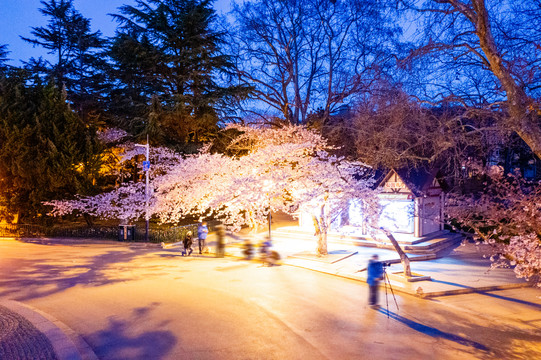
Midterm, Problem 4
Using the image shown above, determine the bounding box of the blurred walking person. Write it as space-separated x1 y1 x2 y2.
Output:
182 231 193 256
259 237 276 266
242 239 253 260
215 224 226 258
197 221 209 254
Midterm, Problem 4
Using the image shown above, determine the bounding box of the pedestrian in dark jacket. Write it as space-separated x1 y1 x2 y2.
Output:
182 231 193 256
197 221 208 254
242 239 253 260
367 254 384 308
259 237 273 266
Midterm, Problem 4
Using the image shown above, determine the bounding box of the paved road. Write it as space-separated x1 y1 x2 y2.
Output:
0 238 540 359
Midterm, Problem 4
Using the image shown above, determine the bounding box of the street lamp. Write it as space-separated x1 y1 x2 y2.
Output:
263 180 272 241
267 196 271 241
135 135 150 242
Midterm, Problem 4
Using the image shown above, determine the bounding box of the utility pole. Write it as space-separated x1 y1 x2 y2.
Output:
268 199 272 241
135 135 150 242
263 180 272 241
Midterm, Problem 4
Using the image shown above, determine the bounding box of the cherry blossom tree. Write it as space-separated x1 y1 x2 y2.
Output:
45 143 182 221
46 181 148 220
447 167 541 285
46 124 379 255
155 125 379 255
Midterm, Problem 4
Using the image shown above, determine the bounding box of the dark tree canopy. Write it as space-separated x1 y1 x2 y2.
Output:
0 72 102 222
21 0 108 124
397 0 541 159
108 0 251 147
0 44 9 71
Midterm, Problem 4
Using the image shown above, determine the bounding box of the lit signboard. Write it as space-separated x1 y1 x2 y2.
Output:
384 181 406 189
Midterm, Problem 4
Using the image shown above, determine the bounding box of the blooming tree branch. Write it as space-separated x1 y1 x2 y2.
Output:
46 124 379 255
447 167 541 285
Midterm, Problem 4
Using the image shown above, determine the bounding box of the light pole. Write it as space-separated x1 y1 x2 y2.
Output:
268 194 272 241
263 180 272 241
135 135 150 242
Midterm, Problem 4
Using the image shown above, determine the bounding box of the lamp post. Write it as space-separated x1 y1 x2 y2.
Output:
135 135 150 242
268 195 272 241
263 180 272 241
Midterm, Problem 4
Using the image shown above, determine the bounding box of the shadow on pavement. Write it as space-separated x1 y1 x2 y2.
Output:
91 303 177 360
157 253 183 258
377 308 490 352
0 250 143 301
476 291 541 309
432 279 541 308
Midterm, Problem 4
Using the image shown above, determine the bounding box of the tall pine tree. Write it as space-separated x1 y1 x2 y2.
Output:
0 44 9 72
0 72 102 223
109 0 250 148
21 0 107 124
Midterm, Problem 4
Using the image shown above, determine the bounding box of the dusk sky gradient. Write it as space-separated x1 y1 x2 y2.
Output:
0 0 231 66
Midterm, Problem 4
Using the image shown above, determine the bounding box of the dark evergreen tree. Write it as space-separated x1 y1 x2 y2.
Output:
0 44 9 72
109 0 250 147
107 32 163 133
0 72 102 223
21 0 108 124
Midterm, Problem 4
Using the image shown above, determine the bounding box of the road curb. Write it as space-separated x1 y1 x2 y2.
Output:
417 282 534 298
279 261 533 298
135 241 537 298
1 300 98 360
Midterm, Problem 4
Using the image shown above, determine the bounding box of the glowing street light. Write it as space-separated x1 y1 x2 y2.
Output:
263 179 273 241
135 136 150 242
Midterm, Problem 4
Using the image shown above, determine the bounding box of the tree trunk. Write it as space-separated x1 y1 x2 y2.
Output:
451 0 541 159
317 230 328 256
83 213 94 227
381 228 412 277
312 213 328 256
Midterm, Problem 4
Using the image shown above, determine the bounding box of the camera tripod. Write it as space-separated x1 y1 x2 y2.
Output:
382 264 399 317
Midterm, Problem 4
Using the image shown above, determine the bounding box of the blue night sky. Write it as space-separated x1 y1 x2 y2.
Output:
0 0 231 66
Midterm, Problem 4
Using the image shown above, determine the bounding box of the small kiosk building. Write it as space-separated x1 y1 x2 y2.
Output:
298 168 444 238
377 168 444 237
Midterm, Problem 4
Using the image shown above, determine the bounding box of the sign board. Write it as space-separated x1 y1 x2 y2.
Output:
384 181 406 189
143 161 150 171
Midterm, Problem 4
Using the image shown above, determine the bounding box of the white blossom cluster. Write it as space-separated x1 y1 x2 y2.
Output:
97 128 129 144
486 234 541 283
448 171 541 285
45 181 149 220
45 124 379 255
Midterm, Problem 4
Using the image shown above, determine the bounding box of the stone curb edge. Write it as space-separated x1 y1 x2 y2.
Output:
415 282 534 298
1 300 98 360
278 261 533 298
144 244 537 298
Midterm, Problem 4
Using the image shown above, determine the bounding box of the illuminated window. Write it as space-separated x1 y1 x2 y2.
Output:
378 200 414 233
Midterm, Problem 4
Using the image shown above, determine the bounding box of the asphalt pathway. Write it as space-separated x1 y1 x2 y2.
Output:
0 237 540 359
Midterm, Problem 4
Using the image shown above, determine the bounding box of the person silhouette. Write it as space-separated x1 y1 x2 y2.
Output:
367 254 384 308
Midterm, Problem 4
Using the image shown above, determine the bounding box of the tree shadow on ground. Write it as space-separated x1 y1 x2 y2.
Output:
479 291 541 309
157 253 183 258
377 307 541 359
431 280 541 309
377 308 489 351
90 303 177 360
0 250 143 301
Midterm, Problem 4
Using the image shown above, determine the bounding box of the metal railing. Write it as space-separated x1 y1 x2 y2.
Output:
0 221 220 243
143 221 219 243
